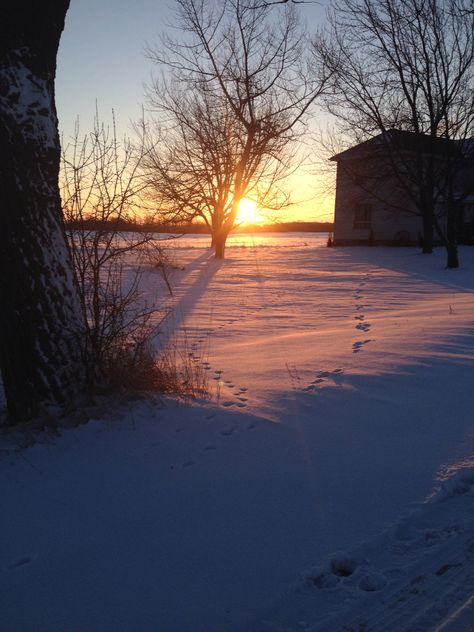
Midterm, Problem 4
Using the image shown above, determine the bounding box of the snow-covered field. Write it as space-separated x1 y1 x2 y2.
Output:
2 233 474 631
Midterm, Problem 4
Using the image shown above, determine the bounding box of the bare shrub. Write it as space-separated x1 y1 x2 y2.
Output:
61 112 161 394
61 111 212 403
157 342 209 400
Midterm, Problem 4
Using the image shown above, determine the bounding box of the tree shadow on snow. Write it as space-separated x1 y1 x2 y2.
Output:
158 250 224 346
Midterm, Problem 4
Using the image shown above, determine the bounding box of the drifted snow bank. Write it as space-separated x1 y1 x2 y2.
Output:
254 466 474 631
1 235 474 631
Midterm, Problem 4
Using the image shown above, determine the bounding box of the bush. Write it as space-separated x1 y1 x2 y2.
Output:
61 114 163 395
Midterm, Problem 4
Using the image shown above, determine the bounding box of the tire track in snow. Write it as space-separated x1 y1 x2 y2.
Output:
256 486 474 632
309 528 474 632
254 474 474 632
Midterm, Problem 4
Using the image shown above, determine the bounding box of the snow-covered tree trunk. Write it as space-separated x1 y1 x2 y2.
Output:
0 2 87 422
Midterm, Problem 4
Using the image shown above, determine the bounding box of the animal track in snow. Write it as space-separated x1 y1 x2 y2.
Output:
303 369 344 392
217 379 250 409
7 557 32 570
352 339 373 353
351 274 373 345
300 494 474 632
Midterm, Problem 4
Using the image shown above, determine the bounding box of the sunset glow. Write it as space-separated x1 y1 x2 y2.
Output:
237 197 259 224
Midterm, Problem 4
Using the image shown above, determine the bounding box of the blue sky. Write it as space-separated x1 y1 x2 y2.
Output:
57 0 174 140
56 0 332 221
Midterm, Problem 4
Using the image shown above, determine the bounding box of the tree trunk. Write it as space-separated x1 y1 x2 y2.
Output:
421 210 434 254
0 2 88 422
445 203 459 269
446 242 459 269
213 232 228 259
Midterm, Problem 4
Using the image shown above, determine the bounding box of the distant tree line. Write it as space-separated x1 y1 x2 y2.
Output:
65 217 333 234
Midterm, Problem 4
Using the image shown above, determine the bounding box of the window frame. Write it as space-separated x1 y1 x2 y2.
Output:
353 202 372 229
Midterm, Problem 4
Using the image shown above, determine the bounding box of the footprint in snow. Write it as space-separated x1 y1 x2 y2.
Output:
310 556 358 589
316 369 343 379
304 369 344 391
359 572 387 592
352 339 373 353
7 557 32 570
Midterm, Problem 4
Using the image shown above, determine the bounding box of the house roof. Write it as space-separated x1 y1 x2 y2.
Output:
330 129 465 162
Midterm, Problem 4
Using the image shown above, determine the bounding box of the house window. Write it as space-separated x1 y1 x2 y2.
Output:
353 203 372 229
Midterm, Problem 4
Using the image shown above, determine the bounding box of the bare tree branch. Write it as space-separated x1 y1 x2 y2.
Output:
313 0 474 266
142 0 328 258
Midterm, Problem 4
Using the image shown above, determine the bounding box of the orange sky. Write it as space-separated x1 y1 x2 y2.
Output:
56 0 335 225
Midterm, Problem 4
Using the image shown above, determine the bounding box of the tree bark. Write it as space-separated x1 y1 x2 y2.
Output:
214 233 227 259
0 2 88 422
421 210 434 254
445 203 459 269
446 242 459 269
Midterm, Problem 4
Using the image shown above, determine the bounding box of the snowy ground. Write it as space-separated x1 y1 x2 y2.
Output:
2 233 474 631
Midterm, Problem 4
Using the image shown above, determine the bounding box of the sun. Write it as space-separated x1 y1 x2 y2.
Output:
237 197 258 224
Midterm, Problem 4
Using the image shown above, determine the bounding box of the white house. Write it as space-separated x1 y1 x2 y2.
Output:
331 130 474 246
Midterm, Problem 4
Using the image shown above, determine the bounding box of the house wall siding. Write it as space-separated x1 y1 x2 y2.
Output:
333 159 422 245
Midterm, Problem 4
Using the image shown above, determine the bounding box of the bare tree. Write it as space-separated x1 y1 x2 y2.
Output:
0 2 88 423
61 113 162 394
313 0 474 266
142 0 328 258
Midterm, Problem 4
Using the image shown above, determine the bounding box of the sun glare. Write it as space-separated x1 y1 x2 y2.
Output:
237 197 258 224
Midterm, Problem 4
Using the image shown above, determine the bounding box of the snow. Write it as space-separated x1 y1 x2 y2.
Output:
0 52 57 149
2 233 474 631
